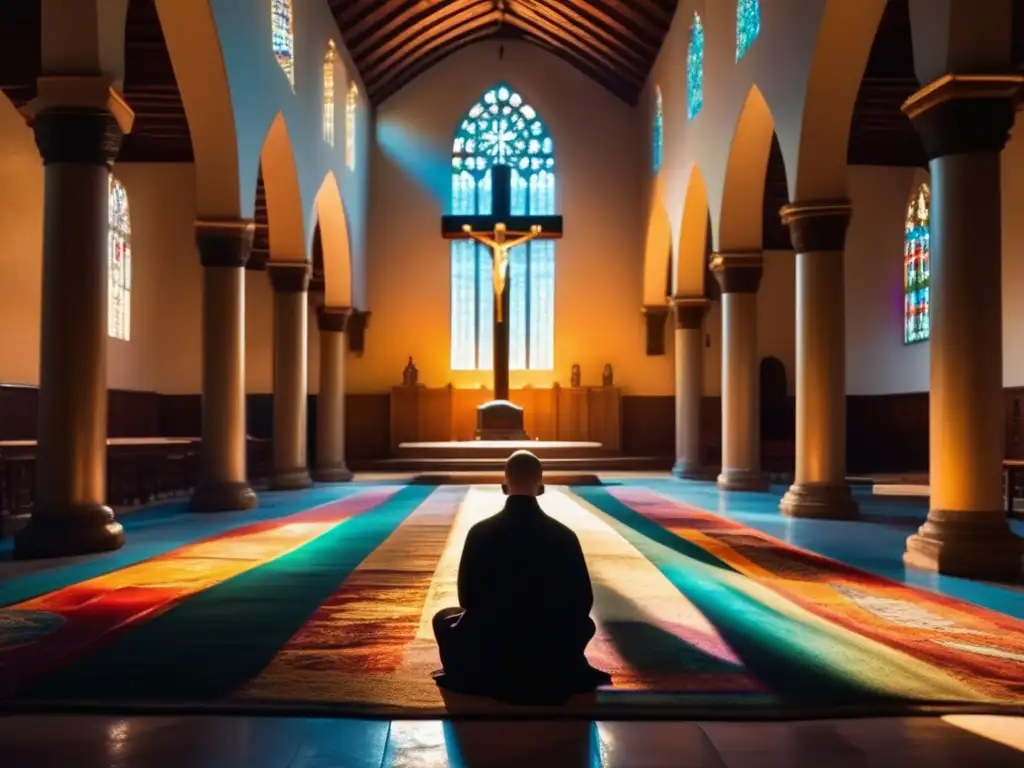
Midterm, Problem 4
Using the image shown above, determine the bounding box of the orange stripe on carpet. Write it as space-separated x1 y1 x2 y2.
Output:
608 486 1024 703
239 486 471 708
0 486 403 695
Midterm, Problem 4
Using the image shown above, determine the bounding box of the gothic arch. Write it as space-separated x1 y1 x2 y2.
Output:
792 0 887 202
718 85 779 253
313 171 352 307
676 164 710 296
643 185 673 305
260 111 307 262
154 0 241 218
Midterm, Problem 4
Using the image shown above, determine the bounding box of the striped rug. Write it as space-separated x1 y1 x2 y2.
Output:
1 483 1022 715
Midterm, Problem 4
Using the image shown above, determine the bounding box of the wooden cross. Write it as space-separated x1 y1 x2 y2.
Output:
441 164 563 401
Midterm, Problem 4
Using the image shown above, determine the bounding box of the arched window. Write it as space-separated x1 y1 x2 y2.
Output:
687 13 704 120
346 81 359 171
653 86 664 173
323 42 336 146
736 0 761 61
108 176 132 341
904 182 931 344
271 0 295 90
450 85 556 371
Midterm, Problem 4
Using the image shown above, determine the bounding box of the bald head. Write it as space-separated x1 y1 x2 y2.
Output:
503 450 544 496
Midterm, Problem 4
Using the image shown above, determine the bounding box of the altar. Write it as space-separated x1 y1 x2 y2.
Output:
389 384 622 454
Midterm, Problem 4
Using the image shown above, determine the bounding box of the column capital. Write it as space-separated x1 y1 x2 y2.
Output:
196 220 255 268
642 305 671 356
268 262 312 293
710 251 763 294
670 296 709 330
317 305 353 333
903 73 1024 160
347 310 371 354
30 107 123 167
780 200 852 253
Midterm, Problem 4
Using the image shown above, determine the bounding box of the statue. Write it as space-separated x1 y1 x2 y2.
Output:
402 356 418 387
602 364 614 387
571 364 581 388
461 222 542 322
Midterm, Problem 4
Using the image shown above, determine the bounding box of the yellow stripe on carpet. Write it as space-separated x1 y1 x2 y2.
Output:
240 486 477 708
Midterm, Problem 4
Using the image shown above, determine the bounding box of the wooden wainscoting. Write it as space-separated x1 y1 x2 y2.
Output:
389 385 622 451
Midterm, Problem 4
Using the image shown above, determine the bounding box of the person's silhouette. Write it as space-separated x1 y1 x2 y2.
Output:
432 450 611 704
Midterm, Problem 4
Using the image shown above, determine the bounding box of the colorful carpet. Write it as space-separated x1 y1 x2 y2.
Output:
1 483 1022 715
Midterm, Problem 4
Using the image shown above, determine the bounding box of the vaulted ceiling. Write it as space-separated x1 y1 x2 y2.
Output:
328 0 679 105
1 0 1022 264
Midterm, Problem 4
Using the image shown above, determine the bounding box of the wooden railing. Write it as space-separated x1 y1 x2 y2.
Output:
0 437 272 535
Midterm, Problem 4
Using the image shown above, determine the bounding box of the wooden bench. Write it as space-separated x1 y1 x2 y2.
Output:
0 436 272 536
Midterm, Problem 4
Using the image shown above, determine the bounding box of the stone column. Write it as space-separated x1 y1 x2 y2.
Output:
314 306 354 482
711 253 768 491
190 221 258 512
268 263 312 490
778 201 858 519
901 74 1023 580
14 108 127 559
671 296 708 479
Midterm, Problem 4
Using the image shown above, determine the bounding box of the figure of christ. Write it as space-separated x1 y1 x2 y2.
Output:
461 222 543 323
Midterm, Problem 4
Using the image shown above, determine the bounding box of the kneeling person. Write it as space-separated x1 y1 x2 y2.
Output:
432 450 611 704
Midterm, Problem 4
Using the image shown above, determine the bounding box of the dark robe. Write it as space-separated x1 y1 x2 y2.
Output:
432 494 611 704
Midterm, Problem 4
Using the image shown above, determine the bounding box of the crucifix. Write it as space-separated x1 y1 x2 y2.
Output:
442 163 563 438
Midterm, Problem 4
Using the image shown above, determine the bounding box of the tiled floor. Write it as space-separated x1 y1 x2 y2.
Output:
1 714 1023 766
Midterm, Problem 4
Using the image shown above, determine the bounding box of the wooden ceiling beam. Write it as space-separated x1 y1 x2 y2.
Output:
518 31 635 103
510 0 647 76
360 0 492 72
350 0 477 59
587 0 664 41
372 25 502 103
364 10 503 89
523 0 652 64
506 4 640 85
501 15 639 99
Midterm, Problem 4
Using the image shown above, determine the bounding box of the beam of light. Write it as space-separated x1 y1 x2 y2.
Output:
376 118 451 202
941 716 1024 753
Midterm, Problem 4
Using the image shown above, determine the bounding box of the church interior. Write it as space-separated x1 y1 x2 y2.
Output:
2 0 1024 765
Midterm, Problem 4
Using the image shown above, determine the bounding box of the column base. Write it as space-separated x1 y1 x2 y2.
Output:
904 509 1023 582
717 468 770 492
189 481 258 512
672 459 707 480
13 503 125 560
312 464 354 483
268 468 313 491
780 482 859 520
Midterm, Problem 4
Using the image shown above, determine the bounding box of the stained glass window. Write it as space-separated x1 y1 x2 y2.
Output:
271 0 294 90
323 42 336 146
736 0 761 61
346 81 358 171
904 183 930 344
450 85 556 371
108 176 131 342
687 13 704 121
653 86 664 173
